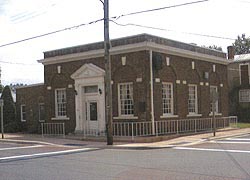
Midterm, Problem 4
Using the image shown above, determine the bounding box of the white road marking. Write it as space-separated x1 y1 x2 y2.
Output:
0 145 44 151
210 140 250 144
174 147 250 154
226 138 250 141
0 148 97 162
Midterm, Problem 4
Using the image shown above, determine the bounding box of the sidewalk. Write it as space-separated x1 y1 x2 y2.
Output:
0 128 249 149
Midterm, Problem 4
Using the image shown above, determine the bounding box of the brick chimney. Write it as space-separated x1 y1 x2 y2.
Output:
227 46 235 60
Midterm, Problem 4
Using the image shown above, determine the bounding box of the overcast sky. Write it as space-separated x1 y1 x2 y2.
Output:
0 0 249 85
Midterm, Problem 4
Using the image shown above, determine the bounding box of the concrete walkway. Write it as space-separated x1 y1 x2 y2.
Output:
0 128 249 149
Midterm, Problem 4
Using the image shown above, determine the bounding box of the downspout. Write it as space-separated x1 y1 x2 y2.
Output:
149 50 155 135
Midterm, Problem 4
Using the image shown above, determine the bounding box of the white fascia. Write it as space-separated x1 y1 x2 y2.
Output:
38 41 229 65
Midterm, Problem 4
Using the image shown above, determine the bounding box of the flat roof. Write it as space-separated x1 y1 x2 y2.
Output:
44 33 226 59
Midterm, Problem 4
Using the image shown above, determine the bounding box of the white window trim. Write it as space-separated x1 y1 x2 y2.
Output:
21 104 26 122
239 63 250 85
160 115 179 118
55 88 67 118
113 116 138 120
209 113 222 116
118 82 134 117
188 84 198 115
162 82 174 116
210 85 219 114
187 114 202 117
51 117 70 120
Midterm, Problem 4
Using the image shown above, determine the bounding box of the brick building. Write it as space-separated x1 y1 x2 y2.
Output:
16 34 231 134
228 52 250 122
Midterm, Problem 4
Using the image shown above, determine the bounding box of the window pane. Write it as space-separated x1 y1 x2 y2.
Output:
56 89 66 117
84 86 98 93
210 86 218 113
188 85 197 114
162 83 173 114
119 83 134 115
39 104 45 121
90 102 98 121
239 89 250 102
21 105 26 121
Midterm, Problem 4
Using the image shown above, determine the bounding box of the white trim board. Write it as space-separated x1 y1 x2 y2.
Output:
39 41 229 65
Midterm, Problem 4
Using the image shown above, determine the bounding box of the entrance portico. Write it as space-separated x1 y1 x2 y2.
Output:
71 63 106 134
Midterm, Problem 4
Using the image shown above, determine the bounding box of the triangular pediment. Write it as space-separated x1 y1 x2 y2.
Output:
71 63 105 79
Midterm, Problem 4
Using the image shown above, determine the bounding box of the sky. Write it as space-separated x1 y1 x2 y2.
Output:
0 0 249 85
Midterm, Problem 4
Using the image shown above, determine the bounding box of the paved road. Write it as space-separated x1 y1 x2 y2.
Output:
0 134 250 180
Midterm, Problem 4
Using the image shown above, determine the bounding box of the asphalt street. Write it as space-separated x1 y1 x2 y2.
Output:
0 134 250 180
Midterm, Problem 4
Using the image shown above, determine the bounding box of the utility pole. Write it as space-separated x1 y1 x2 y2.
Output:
211 89 217 137
103 0 113 145
0 99 4 139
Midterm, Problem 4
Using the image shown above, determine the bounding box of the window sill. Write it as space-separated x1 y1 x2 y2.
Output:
51 117 70 120
160 115 179 118
209 113 222 116
187 114 202 117
113 116 138 120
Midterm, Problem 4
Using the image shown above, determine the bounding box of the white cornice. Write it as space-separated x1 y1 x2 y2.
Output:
146 42 229 65
38 41 229 65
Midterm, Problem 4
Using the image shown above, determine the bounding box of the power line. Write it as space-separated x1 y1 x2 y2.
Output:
0 60 38 66
0 0 210 48
111 0 209 20
110 20 235 40
0 18 104 48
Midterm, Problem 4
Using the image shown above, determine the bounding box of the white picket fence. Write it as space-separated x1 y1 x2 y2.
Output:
41 123 65 137
41 116 237 139
113 116 238 139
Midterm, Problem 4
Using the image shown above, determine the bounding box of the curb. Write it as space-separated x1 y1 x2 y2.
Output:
0 138 64 147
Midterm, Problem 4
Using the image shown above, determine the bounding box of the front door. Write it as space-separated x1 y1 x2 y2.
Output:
85 99 99 131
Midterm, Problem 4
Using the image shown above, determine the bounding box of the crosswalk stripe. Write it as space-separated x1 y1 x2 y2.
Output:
174 147 250 154
0 147 98 162
0 145 44 151
226 138 250 141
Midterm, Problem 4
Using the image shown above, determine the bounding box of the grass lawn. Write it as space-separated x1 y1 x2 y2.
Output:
236 122 250 129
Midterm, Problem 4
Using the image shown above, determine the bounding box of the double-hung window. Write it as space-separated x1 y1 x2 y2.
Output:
118 83 134 116
39 103 45 122
21 104 26 122
55 89 67 117
162 83 173 115
210 86 219 113
239 89 250 102
188 85 198 114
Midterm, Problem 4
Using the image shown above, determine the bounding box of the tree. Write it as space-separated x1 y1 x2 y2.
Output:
0 85 4 93
0 86 19 132
233 34 250 55
207 45 222 51
202 45 222 51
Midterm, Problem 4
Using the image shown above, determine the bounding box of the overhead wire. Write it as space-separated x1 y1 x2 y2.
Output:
0 18 104 48
0 60 38 66
110 20 235 40
0 0 210 48
111 0 209 20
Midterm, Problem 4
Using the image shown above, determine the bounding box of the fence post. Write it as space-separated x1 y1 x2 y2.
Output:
41 123 44 138
210 118 213 131
236 116 238 128
155 122 158 136
62 123 65 138
223 118 226 128
195 119 197 133
132 123 134 141
176 120 179 134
